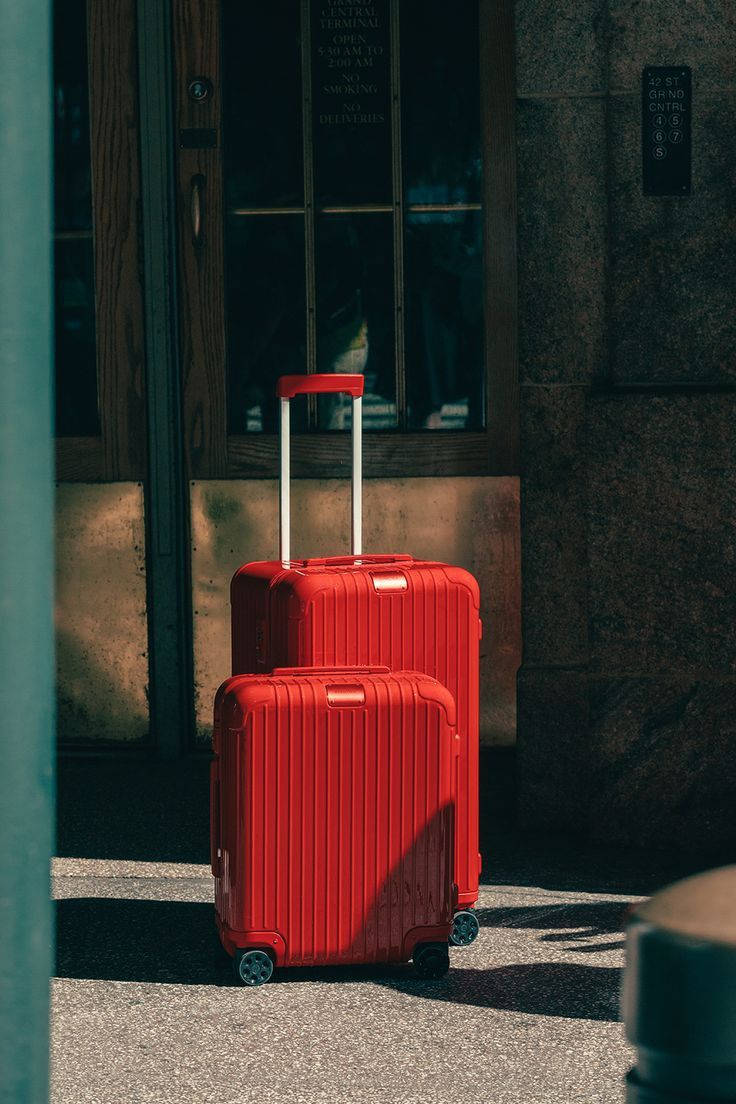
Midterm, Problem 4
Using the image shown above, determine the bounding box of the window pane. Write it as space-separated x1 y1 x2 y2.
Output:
311 0 393 206
401 0 484 432
55 239 99 436
404 210 484 430
219 0 487 440
226 216 307 433
54 0 92 231
315 214 396 429
223 0 303 208
54 0 99 436
401 0 481 204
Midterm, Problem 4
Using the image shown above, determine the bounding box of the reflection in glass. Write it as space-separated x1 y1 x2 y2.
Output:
315 214 396 429
404 210 484 430
55 239 99 436
400 0 484 431
223 0 303 208
226 216 307 433
401 0 481 204
311 0 392 206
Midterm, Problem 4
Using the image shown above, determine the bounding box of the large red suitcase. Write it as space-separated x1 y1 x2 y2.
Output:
230 375 482 940
211 666 458 984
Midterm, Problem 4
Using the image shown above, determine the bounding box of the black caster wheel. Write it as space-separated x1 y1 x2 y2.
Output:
234 948 274 987
413 942 450 979
450 909 480 947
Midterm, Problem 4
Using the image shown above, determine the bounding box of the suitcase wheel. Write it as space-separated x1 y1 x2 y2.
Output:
234 949 274 987
413 942 450 980
449 909 480 948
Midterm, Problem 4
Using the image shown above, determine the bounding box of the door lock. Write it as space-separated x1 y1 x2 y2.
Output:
188 77 212 103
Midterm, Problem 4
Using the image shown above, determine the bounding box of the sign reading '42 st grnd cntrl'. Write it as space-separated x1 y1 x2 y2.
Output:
642 66 691 196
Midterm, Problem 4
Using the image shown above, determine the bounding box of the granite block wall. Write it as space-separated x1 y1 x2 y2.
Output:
515 0 736 849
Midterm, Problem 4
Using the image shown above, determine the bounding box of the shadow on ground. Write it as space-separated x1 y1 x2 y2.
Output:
57 750 732 897
57 758 211 863
377 962 621 1021
55 899 232 987
474 901 632 954
55 896 623 1021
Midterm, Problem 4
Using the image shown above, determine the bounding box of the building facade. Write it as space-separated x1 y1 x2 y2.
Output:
54 0 736 849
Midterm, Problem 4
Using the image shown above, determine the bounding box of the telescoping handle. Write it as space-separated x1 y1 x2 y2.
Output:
277 374 364 567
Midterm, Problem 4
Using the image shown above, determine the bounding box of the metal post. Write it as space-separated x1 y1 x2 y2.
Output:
137 0 194 757
0 0 54 1098
623 866 736 1103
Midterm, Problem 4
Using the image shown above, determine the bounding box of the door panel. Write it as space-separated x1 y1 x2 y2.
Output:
56 484 149 745
54 2 152 748
174 1 521 750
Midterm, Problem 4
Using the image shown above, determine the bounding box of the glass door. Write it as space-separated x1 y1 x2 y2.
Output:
174 0 517 478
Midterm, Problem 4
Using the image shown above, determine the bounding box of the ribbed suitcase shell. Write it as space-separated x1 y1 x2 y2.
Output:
211 668 457 967
230 554 481 907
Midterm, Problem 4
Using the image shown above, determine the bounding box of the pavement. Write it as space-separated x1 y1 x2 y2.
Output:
51 751 726 1104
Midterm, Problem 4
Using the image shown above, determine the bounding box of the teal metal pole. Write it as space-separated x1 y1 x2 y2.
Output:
0 0 54 1099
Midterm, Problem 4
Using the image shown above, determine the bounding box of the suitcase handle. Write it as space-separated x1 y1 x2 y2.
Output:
277 373 364 399
278 374 363 567
301 553 414 568
271 665 391 677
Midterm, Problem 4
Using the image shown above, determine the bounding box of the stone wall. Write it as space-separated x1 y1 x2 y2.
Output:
514 0 736 849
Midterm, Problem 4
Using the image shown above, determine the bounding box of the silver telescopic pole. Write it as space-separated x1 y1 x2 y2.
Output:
351 395 362 557
279 397 290 566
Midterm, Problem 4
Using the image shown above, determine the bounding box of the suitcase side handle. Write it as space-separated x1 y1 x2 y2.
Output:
209 759 221 878
278 374 362 567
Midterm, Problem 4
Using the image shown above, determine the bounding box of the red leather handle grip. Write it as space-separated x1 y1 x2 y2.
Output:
277 373 364 399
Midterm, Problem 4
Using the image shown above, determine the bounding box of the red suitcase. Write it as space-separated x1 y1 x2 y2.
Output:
211 666 458 984
230 375 482 946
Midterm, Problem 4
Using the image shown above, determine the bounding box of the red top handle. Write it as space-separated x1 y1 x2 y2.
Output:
301 554 414 567
277 373 365 399
271 665 391 677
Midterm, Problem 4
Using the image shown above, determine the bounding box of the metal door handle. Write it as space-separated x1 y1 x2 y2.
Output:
191 174 205 242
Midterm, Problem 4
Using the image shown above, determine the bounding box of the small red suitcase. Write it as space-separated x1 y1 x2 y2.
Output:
230 375 482 947
211 666 458 984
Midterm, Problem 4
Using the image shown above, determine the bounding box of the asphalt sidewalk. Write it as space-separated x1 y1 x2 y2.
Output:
52 859 634 1104
51 754 717 1104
